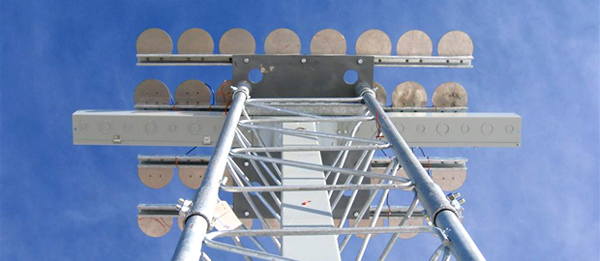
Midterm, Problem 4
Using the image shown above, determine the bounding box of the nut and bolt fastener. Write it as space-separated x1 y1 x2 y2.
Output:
357 59 363 64
244 211 250 217
243 58 250 63
353 212 359 217
301 58 307 64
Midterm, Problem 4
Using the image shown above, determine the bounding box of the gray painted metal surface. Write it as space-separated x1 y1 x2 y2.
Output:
73 110 521 147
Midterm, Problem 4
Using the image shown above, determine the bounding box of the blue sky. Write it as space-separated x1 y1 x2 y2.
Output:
1 0 599 260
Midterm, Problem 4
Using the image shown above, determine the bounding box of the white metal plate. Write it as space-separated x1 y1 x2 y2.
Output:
310 29 346 54
175 79 211 106
213 201 242 231
356 29 392 55
138 217 173 237
177 28 214 54
219 28 256 54
392 81 428 107
136 28 173 54
437 31 474 56
138 165 173 189
396 30 433 56
432 82 468 107
264 28 301 54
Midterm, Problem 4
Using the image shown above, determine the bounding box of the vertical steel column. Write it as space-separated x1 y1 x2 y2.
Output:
356 82 485 261
172 82 252 261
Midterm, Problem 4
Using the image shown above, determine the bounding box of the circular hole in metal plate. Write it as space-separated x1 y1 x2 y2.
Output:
219 28 256 54
437 31 473 56
264 28 301 54
392 81 428 107
175 79 211 105
355 29 392 55
215 80 233 105
138 166 173 189
248 68 263 83
136 28 173 54
343 70 359 84
373 82 387 106
396 30 433 56
310 29 346 54
177 28 214 54
178 166 205 189
134 79 171 105
138 217 173 237
432 82 468 107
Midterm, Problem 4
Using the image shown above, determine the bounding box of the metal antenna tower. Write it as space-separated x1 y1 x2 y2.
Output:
73 28 521 260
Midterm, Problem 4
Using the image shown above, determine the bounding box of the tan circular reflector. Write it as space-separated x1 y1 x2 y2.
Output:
136 28 173 54
389 217 423 239
437 31 473 56
138 166 173 189
432 82 468 107
175 80 211 106
432 169 467 191
396 30 433 56
178 166 206 189
177 28 214 54
138 217 173 237
265 28 301 54
215 80 233 105
310 29 346 54
134 79 171 106
219 28 256 54
373 82 387 106
240 218 253 229
391 81 427 107
177 216 185 231
356 29 392 55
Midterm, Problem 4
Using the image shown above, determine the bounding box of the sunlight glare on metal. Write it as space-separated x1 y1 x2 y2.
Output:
177 28 214 54
437 31 474 56
134 79 171 105
175 79 212 106
136 28 173 54
391 81 428 107
355 29 392 55
264 28 301 54
396 30 433 56
219 28 256 54
432 82 468 107
310 29 347 54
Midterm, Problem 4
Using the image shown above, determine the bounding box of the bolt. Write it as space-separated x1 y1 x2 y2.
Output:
243 58 250 63
353 212 359 217
178 198 185 204
357 59 363 64
458 198 466 205
301 58 307 64
244 161 250 167
244 211 250 217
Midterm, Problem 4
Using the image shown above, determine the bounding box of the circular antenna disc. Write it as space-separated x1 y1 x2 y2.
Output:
138 217 173 237
356 218 384 238
432 169 467 191
432 82 468 107
138 166 173 189
389 217 422 239
175 80 211 106
177 28 214 54
437 31 473 56
136 28 173 54
215 80 233 105
397 30 433 56
356 29 392 55
310 29 346 54
177 217 185 231
219 28 256 54
391 81 427 107
134 79 171 106
240 218 253 229
265 28 301 54
178 166 205 189
373 82 387 106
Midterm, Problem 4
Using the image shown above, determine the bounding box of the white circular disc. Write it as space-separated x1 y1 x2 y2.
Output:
178 166 206 189
356 29 392 55
265 28 301 54
310 29 346 54
138 166 173 189
391 81 428 107
373 82 387 106
134 79 171 106
219 28 256 54
215 80 233 105
177 28 214 54
136 28 173 54
432 82 468 107
175 80 211 106
396 30 433 56
388 217 423 239
138 217 173 237
432 169 467 191
437 31 474 56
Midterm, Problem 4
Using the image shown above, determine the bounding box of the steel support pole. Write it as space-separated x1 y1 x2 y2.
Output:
172 82 252 261
356 82 485 261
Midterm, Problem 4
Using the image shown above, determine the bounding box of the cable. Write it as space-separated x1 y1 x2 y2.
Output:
185 146 197 155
